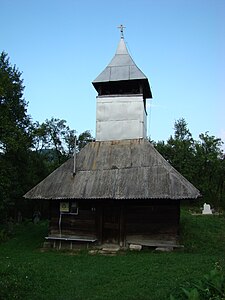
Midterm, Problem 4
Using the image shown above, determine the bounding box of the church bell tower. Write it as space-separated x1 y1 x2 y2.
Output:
92 26 152 141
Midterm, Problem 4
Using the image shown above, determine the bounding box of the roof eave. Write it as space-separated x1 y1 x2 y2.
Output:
92 78 152 99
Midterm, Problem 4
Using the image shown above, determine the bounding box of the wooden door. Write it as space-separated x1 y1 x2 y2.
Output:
102 205 120 244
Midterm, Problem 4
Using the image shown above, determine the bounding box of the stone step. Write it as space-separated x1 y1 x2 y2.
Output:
102 246 120 252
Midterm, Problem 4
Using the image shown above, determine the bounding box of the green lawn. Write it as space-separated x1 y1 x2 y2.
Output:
0 210 225 300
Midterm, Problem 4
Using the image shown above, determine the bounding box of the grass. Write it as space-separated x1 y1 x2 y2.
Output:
0 210 225 300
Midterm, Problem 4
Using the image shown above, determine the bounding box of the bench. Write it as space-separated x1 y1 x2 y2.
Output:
45 235 97 249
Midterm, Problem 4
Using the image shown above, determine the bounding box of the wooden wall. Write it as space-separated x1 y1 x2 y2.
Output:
49 199 180 245
49 200 96 238
124 200 180 244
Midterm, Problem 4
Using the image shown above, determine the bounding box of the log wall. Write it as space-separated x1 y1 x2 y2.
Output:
124 200 180 243
49 200 96 238
48 199 180 245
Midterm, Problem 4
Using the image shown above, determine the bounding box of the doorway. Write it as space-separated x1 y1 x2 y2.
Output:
102 204 120 244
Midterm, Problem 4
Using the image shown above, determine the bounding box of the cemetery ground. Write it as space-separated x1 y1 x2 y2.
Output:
0 209 224 300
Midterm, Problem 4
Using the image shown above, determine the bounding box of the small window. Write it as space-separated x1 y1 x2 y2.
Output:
71 201 79 215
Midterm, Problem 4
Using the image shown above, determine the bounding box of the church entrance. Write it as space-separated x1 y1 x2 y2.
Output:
102 204 120 244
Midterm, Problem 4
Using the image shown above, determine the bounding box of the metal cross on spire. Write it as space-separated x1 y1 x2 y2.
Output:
117 24 126 39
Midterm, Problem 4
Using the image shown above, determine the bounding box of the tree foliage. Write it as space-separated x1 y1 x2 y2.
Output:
0 52 32 219
193 132 224 207
32 119 94 167
154 119 225 209
0 52 94 221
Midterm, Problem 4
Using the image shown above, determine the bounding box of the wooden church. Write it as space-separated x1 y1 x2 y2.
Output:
24 28 200 250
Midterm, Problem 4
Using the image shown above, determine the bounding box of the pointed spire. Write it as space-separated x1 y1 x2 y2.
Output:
93 38 147 81
92 29 152 99
114 37 129 55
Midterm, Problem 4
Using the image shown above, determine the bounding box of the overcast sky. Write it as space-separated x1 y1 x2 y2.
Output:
1 0 225 144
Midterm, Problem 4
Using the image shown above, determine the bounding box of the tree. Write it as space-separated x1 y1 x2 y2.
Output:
155 118 195 180
193 132 224 206
77 130 94 151
0 52 31 153
31 118 72 165
168 118 195 180
0 52 32 220
154 118 225 209
0 52 95 221
31 119 94 169
173 118 192 141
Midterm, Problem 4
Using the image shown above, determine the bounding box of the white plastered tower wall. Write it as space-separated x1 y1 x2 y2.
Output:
96 94 147 141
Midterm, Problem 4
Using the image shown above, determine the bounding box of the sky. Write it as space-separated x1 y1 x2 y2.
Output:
1 0 225 144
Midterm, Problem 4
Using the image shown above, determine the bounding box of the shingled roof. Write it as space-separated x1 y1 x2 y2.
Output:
24 139 200 200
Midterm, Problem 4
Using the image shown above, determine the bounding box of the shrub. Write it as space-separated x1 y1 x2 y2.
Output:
170 265 225 299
